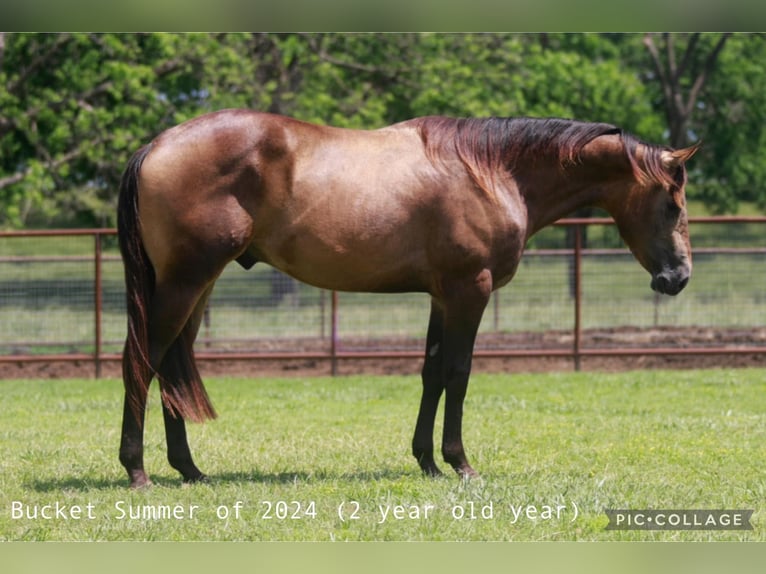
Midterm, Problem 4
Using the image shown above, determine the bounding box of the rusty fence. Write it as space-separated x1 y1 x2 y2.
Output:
1 217 765 377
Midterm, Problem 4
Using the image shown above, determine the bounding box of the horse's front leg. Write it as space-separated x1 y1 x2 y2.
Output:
439 269 492 478
440 343 479 478
413 299 446 476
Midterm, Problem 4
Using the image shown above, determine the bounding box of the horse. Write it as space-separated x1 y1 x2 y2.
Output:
117 110 698 488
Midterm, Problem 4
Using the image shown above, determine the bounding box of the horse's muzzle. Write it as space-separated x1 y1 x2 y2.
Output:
651 270 690 296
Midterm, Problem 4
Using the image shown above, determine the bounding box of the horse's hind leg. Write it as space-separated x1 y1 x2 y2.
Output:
119 388 151 488
159 285 214 483
119 276 214 487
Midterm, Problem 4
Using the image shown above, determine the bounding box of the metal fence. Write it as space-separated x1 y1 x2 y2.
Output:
1 217 765 377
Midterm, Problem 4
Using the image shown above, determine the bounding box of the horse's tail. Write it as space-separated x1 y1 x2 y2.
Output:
117 144 156 424
118 144 217 425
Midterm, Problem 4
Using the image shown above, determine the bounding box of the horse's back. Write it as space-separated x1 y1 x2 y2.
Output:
133 111 430 287
133 110 524 295
140 109 416 195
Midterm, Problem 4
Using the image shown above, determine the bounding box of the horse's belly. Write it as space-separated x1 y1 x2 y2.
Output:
256 230 430 293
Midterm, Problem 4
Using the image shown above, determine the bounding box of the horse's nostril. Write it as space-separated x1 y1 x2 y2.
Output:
654 275 668 293
652 271 689 295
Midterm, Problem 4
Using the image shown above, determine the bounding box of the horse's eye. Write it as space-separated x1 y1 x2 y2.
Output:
667 198 682 217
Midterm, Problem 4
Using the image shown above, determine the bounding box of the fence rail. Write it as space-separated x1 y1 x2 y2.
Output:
1 217 765 377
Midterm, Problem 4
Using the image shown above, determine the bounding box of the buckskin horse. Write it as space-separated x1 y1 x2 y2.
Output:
117 110 698 488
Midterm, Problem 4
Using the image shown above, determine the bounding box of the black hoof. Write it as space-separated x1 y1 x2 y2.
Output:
419 462 444 477
182 473 208 485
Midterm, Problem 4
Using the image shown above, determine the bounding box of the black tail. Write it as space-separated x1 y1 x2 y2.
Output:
117 144 217 424
117 145 156 424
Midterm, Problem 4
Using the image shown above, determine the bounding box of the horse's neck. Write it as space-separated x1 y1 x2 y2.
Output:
519 177 597 238
519 163 627 239
516 132 639 237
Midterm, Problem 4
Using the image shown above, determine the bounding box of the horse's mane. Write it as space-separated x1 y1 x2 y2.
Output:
412 116 677 197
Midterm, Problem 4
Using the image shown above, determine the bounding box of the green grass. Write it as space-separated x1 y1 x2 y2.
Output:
1 370 763 541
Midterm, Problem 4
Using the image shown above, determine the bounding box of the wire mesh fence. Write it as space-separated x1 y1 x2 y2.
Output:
1 218 764 376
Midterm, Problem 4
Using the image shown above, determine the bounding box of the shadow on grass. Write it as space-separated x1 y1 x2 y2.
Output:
26 468 424 492
207 467 424 485
27 476 128 492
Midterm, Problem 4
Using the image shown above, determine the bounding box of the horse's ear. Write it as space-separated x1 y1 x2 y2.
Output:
661 142 701 168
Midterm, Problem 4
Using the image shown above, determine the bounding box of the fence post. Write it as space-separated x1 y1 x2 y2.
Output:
573 224 582 372
320 289 326 339
94 232 103 378
330 290 339 376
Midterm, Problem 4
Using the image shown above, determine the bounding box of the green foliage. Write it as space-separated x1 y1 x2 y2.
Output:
1 33 764 228
691 35 766 212
0 33 257 228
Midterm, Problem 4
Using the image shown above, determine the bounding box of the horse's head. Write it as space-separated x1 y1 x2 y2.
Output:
606 142 699 296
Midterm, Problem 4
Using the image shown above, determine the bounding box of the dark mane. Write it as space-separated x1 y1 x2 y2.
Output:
413 116 677 196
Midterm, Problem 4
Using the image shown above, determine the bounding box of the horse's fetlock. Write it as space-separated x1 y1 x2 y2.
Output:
442 443 467 467
167 454 191 470
119 448 141 470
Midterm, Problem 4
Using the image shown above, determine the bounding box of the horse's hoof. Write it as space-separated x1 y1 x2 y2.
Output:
455 466 479 480
182 473 208 485
129 477 153 490
419 463 444 477
127 469 152 489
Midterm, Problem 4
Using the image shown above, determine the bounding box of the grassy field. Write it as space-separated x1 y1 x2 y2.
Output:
0 369 763 541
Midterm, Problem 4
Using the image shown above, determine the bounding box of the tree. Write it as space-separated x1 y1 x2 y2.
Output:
0 33 255 227
637 33 766 212
3 33 764 228
0 33 421 228
685 34 766 212
642 33 731 149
